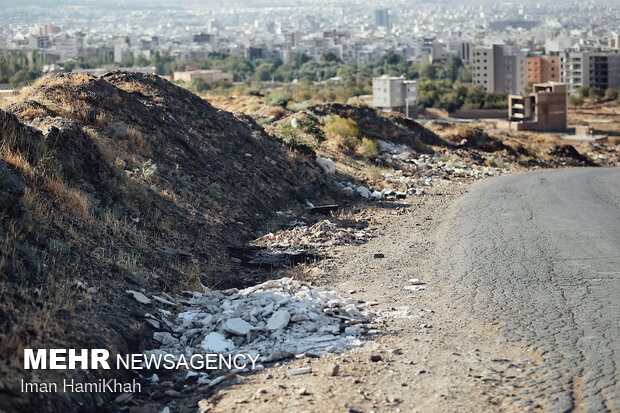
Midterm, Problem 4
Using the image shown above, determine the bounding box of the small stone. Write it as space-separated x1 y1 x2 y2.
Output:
152 295 176 306
291 314 309 322
256 388 267 396
223 317 253 336
126 290 151 304
403 285 426 291
328 363 340 376
153 332 178 346
373 253 385 259
316 157 336 174
297 387 310 396
356 186 370 198
164 389 181 398
114 393 132 404
200 332 235 352
208 376 226 387
370 354 382 362
267 309 290 331
344 326 361 336
288 367 312 376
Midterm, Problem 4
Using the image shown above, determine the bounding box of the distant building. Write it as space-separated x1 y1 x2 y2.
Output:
29 35 50 50
372 75 418 117
172 69 234 83
246 46 264 60
192 33 212 44
507 82 567 130
459 42 473 64
559 49 620 95
526 55 560 84
472 45 526 94
375 9 389 28
472 45 499 92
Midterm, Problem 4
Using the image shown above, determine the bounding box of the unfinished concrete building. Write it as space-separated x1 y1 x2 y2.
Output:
507 82 567 131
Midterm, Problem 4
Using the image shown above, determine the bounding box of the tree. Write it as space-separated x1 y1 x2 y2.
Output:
589 87 604 100
291 53 311 69
577 85 590 98
445 55 463 82
321 52 341 63
419 62 437 80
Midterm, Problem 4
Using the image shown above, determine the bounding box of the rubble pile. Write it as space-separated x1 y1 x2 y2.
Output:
375 140 511 191
251 220 373 249
147 278 378 382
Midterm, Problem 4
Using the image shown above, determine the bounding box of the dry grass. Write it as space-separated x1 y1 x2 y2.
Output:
95 111 112 129
43 179 91 221
18 106 48 119
1 146 33 177
126 126 151 156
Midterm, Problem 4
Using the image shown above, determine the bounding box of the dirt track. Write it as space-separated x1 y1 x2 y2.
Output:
203 181 541 412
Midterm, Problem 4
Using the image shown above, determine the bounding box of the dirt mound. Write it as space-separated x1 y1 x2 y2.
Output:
0 72 332 411
301 103 440 153
426 123 509 153
547 144 598 166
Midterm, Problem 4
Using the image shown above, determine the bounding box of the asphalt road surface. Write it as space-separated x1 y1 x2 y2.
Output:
440 168 620 412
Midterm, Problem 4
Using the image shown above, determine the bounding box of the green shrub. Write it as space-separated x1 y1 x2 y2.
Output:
358 137 378 157
296 117 325 144
278 123 300 146
267 92 292 107
244 87 263 96
324 115 361 151
589 87 604 100
605 89 618 100
577 86 590 98
568 95 584 106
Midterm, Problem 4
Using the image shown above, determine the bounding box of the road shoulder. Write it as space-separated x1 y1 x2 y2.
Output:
204 182 541 412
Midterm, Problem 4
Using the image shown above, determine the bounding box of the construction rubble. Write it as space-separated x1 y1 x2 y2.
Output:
146 277 382 384
251 219 373 250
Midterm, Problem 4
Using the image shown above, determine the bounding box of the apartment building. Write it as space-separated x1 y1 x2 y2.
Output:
372 75 418 117
472 46 497 92
559 49 620 94
472 45 525 94
375 9 389 28
508 82 567 130
525 56 560 84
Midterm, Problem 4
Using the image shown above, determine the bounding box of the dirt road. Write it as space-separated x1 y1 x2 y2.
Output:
205 181 541 412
